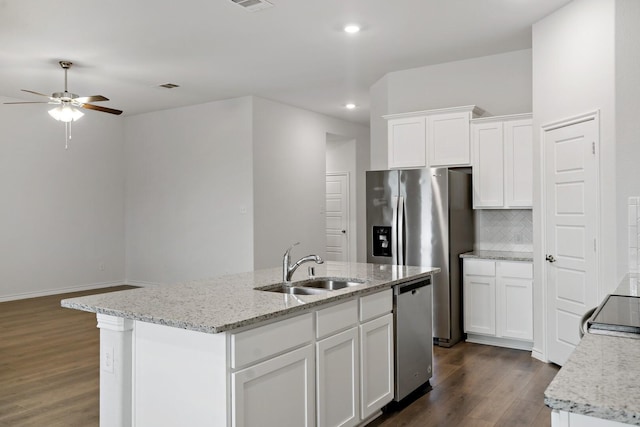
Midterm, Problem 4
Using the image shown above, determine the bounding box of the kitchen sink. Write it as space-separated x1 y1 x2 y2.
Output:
257 277 367 294
260 285 329 295
294 278 366 290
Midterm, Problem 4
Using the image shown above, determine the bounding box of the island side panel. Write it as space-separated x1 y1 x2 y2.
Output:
132 321 229 427
97 314 134 427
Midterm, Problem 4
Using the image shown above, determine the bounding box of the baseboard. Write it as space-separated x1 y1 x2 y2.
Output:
531 347 548 363
125 280 164 287
0 281 125 303
465 333 534 352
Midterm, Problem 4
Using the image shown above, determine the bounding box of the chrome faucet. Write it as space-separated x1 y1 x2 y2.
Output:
283 242 324 283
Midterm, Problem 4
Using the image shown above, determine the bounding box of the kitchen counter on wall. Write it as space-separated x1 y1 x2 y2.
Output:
544 274 640 426
459 250 533 262
62 261 439 334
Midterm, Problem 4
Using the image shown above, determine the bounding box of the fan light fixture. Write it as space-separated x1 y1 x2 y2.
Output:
48 104 84 122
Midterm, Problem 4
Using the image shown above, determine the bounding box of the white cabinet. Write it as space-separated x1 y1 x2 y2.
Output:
463 259 496 336
315 300 359 427
463 258 533 350
360 313 393 420
231 313 315 427
232 345 315 427
471 114 533 209
387 116 427 168
428 111 473 166
385 105 483 169
359 289 394 421
316 328 359 427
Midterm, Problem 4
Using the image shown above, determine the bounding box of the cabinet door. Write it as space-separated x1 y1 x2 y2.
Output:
232 345 315 427
387 116 426 169
360 313 393 420
316 328 359 427
463 274 496 335
472 121 504 208
504 119 533 207
497 272 533 341
428 112 471 166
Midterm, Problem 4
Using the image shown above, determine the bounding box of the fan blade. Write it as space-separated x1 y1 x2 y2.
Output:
3 101 49 104
81 103 123 115
75 95 109 103
21 89 51 98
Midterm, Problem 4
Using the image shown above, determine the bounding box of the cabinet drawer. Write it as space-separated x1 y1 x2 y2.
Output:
463 259 496 276
316 299 358 340
230 313 313 369
498 261 532 279
360 289 393 322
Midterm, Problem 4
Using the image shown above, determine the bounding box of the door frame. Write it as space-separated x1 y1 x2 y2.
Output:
326 172 352 262
539 110 601 363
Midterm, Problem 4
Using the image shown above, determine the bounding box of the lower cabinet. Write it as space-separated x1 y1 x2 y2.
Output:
360 313 394 420
231 288 394 427
232 345 315 427
463 258 533 350
316 327 359 427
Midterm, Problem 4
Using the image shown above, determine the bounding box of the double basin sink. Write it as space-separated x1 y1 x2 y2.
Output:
259 278 367 295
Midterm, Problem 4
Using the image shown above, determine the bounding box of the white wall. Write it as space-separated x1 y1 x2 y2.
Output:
0 97 125 300
252 97 370 270
532 0 617 358
370 49 533 168
326 135 357 262
615 0 640 279
124 97 254 285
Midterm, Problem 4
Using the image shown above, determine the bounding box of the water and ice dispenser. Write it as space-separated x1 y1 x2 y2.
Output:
372 226 392 257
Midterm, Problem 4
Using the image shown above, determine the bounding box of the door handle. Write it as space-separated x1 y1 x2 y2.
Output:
546 254 556 263
341 230 346 234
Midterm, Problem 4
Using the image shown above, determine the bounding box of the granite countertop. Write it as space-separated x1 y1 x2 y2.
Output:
544 273 640 425
62 261 439 335
459 250 533 262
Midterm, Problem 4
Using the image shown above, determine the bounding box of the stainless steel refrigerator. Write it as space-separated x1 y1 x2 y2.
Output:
366 167 474 347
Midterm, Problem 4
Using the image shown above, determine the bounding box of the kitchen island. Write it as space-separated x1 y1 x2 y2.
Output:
545 273 640 426
62 261 438 427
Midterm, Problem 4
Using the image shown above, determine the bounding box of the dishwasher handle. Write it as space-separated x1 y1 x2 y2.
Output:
396 277 431 295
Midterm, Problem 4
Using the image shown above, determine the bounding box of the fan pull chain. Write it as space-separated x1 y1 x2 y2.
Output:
64 121 72 150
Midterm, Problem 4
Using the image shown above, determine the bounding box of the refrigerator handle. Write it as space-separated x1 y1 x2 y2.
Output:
392 196 398 265
398 196 405 266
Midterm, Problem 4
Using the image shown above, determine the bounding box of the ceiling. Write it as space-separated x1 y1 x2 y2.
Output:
0 0 571 125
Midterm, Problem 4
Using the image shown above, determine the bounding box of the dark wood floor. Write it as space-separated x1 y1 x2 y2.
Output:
0 287 559 426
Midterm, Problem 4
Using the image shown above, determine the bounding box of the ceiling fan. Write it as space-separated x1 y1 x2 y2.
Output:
4 60 123 119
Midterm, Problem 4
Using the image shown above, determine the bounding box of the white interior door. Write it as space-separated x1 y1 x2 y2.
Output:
544 115 599 366
325 173 349 262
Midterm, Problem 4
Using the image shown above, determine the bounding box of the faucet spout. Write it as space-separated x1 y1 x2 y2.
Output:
283 243 324 283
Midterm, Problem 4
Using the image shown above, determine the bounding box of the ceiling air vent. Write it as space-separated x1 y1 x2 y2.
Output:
231 0 274 12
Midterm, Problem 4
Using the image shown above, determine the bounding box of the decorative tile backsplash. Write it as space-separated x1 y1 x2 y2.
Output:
628 197 640 273
474 209 533 252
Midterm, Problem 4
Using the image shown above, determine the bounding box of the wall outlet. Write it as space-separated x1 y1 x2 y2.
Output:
102 345 114 373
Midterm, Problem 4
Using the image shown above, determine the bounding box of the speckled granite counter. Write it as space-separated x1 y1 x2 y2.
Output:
62 262 438 334
544 273 640 425
459 250 533 262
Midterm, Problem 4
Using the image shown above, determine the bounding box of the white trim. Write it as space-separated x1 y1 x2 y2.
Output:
540 110 601 365
382 105 485 120
470 112 532 124
540 110 598 132
465 333 533 352
0 280 124 302
531 348 547 363
125 279 164 287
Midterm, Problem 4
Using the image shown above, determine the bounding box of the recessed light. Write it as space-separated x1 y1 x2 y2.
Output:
345 103 356 109
344 24 360 34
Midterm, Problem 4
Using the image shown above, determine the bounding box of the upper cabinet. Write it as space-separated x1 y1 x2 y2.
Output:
385 105 484 169
471 114 533 209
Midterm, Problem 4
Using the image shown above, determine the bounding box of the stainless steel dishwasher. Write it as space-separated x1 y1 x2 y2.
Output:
393 276 433 402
